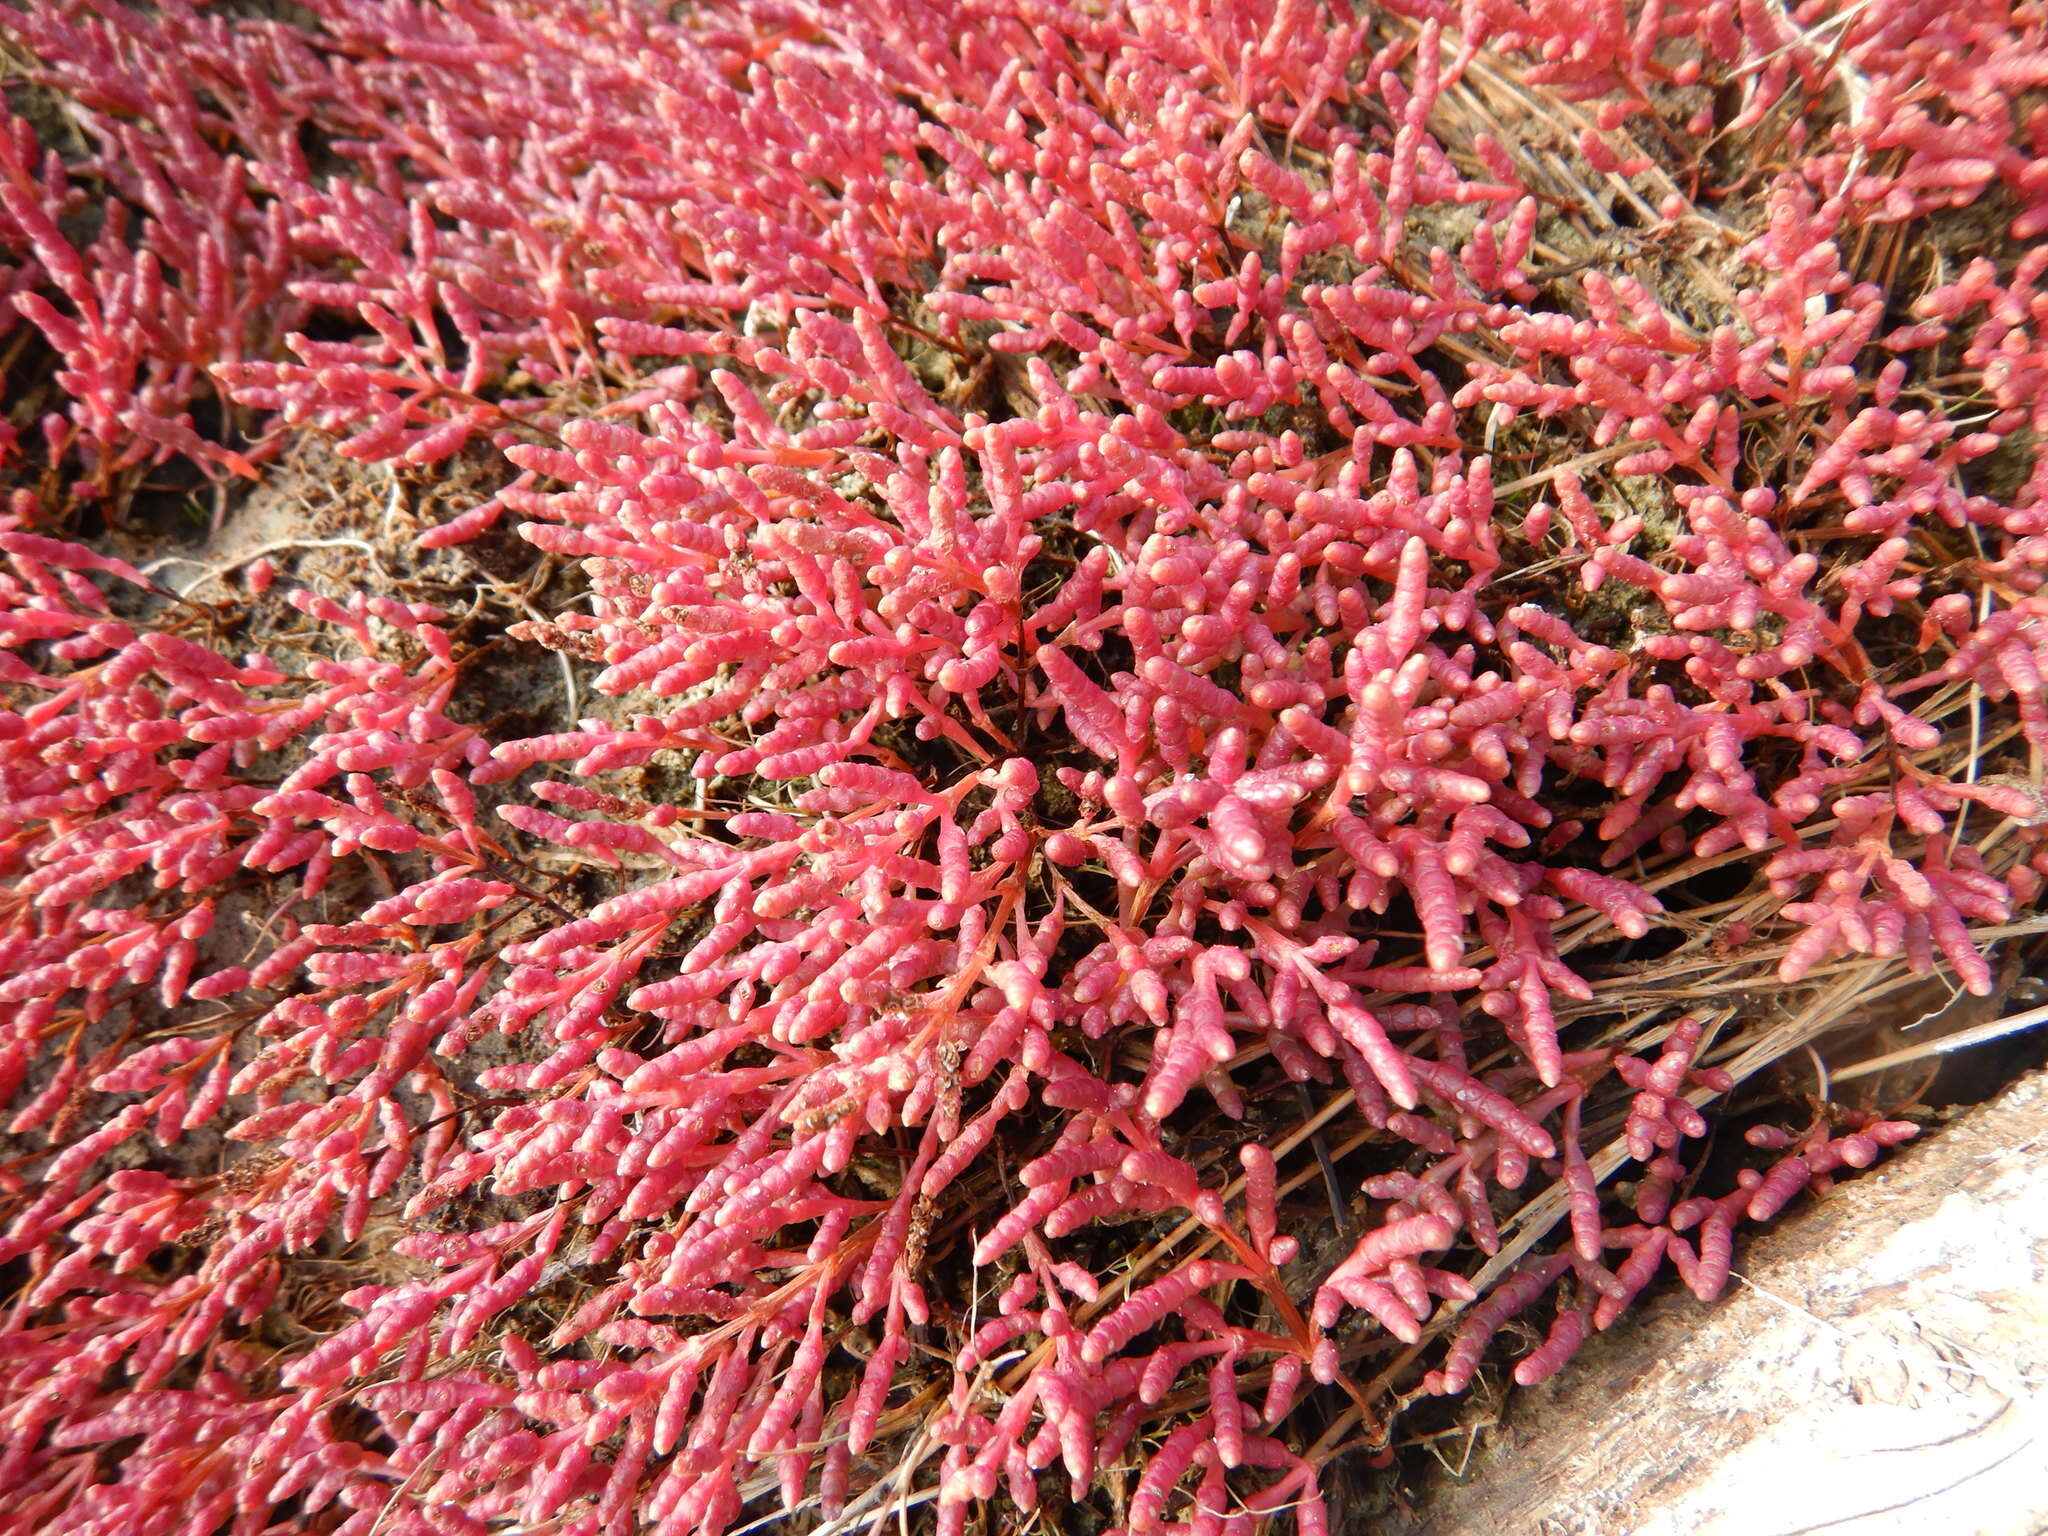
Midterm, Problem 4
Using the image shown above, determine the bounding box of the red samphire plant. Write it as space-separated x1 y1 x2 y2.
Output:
1 0 2045 1532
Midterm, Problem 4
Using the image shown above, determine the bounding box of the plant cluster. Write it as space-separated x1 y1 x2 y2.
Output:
1 1 2045 1533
